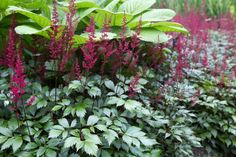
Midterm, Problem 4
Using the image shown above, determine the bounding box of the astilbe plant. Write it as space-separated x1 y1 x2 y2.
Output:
81 17 97 71
49 0 77 72
4 15 17 68
10 55 26 104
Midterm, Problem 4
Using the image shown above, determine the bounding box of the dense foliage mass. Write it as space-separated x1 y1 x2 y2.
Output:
0 0 236 157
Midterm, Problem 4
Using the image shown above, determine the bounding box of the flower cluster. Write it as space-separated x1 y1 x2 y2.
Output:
10 55 26 103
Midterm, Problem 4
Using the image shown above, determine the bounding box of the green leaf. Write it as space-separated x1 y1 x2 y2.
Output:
73 35 87 45
85 134 101 145
118 0 156 15
69 80 83 90
64 137 78 148
78 8 97 21
80 31 117 41
0 127 12 136
37 146 46 157
88 87 101 97
122 134 133 147
1 137 14 150
70 119 77 128
24 142 38 150
0 136 8 144
128 9 176 28
139 136 157 146
12 136 23 152
139 28 171 43
107 96 125 106
37 99 48 108
7 6 51 27
94 9 133 28
45 149 57 157
101 150 112 157
65 137 84 151
87 115 99 126
83 140 98 156
126 126 145 137
15 25 50 38
124 100 142 110
8 119 18 130
104 79 115 90
49 129 62 138
151 149 162 157
75 103 87 118
58 118 70 128
95 124 107 131
52 105 63 111
103 129 118 145
59 1 99 9
104 0 120 12
143 22 189 35
59 99 71 106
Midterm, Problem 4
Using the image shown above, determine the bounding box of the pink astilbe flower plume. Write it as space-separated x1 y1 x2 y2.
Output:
82 17 98 70
10 55 26 103
49 0 77 72
26 96 36 107
49 0 63 59
5 15 17 68
74 58 81 80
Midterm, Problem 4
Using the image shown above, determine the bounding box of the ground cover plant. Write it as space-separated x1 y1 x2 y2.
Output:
0 0 236 157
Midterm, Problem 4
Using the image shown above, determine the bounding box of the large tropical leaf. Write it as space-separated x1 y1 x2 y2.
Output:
78 8 97 22
6 6 51 27
58 1 99 9
104 0 120 12
15 25 50 38
128 9 176 28
94 9 133 28
118 0 156 15
143 22 189 35
73 35 87 46
139 28 171 43
80 31 117 41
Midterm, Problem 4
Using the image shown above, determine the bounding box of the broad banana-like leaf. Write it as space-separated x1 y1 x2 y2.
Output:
94 9 133 28
73 35 87 45
104 0 120 12
118 0 156 15
140 28 171 43
15 25 50 38
6 6 51 27
78 8 97 22
80 31 117 41
143 22 189 35
58 1 99 9
128 9 176 28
